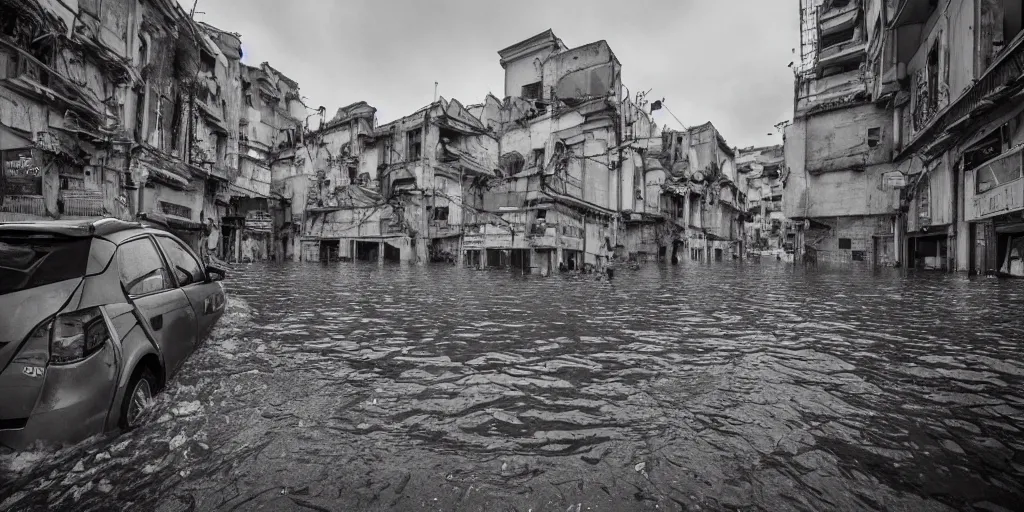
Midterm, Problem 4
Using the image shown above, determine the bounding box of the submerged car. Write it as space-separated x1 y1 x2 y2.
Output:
0 218 226 450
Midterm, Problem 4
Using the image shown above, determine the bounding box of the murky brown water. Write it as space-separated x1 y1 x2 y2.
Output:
2 261 1024 511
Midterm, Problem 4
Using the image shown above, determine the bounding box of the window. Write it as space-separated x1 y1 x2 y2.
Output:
0 236 91 295
927 38 940 112
432 206 449 221
532 148 546 169
867 127 881 147
117 238 170 296
521 82 542 100
1 148 43 195
976 150 1024 194
852 250 866 261
157 236 204 286
838 238 852 250
407 129 422 161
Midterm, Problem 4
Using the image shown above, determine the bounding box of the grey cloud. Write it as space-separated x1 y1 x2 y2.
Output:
186 0 798 146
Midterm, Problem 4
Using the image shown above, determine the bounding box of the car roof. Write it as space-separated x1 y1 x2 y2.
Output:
0 218 142 238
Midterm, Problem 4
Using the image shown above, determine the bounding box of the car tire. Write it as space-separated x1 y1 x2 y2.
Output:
119 366 157 430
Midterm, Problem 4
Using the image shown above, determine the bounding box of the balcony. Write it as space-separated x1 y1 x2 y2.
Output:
819 1 860 37
817 39 867 71
898 31 1024 160
890 0 936 29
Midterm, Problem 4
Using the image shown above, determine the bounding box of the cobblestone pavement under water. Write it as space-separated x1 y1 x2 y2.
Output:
2 261 1024 511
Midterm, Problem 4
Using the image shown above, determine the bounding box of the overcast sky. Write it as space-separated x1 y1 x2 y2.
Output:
183 0 800 149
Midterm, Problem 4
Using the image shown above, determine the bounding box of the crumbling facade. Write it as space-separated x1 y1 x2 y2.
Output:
0 0 301 264
788 0 1024 273
4 11 749 274
737 145 790 254
659 123 748 261
470 30 660 273
785 0 901 267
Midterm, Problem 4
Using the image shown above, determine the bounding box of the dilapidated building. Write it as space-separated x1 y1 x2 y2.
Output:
463 30 659 273
1 0 138 227
294 96 499 265
879 0 1024 275
789 0 1024 273
785 0 901 266
0 0 303 265
737 145 789 253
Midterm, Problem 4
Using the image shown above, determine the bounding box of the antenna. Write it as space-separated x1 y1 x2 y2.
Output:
434 82 438 102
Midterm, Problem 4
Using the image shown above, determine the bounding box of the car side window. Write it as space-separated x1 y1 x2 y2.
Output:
156 236 205 287
117 238 171 296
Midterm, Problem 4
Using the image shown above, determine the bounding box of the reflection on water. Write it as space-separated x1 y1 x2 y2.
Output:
2 261 1024 511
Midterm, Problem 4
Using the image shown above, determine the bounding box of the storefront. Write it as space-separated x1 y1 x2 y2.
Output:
966 145 1024 276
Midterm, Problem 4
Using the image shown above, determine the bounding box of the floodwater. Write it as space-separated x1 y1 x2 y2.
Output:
2 261 1024 512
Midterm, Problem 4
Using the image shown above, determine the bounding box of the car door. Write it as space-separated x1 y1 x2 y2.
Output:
154 234 224 342
116 236 197 377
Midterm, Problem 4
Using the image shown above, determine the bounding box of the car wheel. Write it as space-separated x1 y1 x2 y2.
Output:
120 367 156 429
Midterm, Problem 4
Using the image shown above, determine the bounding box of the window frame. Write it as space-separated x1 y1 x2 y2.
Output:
154 234 206 288
407 129 422 161
116 235 174 298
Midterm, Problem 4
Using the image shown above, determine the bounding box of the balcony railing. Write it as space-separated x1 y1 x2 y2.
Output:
0 195 46 216
899 31 1024 159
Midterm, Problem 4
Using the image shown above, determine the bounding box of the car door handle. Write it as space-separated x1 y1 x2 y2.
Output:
150 314 163 331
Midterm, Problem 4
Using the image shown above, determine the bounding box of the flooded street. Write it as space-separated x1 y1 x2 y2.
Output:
2 261 1024 511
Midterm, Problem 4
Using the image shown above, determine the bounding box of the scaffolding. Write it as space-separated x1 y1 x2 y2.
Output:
798 0 826 77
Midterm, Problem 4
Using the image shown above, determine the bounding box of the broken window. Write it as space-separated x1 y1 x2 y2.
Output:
852 250 866 262
521 82 542 100
407 129 422 161
838 238 853 250
820 27 856 49
927 38 940 113
216 134 227 164
536 209 547 220
432 206 449 221
868 127 881 147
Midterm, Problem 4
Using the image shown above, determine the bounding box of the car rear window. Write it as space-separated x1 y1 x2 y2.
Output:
0 235 92 295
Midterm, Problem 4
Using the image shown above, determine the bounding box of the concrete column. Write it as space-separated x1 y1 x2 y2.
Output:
378 241 384 265
955 162 970 272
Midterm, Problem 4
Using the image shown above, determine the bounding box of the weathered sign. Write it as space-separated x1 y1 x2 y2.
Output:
968 179 1024 221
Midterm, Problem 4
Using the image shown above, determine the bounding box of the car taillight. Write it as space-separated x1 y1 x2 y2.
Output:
50 307 109 365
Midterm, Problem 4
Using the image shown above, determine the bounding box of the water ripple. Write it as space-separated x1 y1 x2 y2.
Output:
2 261 1023 511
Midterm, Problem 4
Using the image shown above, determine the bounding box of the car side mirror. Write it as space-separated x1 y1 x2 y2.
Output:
206 265 227 282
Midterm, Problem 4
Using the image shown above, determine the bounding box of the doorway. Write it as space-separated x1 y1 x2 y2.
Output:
319 240 340 262
383 242 401 263
510 249 531 273
355 241 380 262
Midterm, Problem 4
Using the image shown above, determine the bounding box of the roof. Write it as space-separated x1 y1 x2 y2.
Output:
0 218 141 238
498 29 566 67
260 62 299 90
